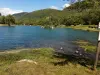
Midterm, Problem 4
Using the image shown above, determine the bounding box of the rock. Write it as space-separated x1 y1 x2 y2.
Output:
17 59 38 65
60 47 63 50
75 50 79 54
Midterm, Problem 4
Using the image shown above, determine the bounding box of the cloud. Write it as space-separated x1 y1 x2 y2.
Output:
63 3 70 8
50 6 58 9
0 8 23 16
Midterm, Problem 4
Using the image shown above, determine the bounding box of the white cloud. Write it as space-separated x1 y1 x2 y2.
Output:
0 8 23 16
63 3 70 8
50 6 58 9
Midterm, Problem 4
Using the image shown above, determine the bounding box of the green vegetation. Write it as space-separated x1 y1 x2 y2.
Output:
66 25 98 32
6 15 15 26
0 48 100 75
14 9 63 26
12 0 100 27
75 40 96 52
0 0 100 27
0 15 15 26
0 13 1 16
0 0 99 27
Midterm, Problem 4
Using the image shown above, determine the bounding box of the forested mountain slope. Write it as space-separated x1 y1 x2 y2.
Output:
13 0 100 25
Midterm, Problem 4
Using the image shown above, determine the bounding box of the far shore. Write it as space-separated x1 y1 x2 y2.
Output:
65 25 99 32
0 24 99 32
0 24 8 26
0 24 16 26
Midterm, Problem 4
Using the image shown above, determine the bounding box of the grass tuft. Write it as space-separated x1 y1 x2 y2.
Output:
0 48 99 75
75 40 96 52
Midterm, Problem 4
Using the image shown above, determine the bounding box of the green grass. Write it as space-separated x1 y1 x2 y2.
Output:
67 25 99 32
75 40 96 52
0 48 100 75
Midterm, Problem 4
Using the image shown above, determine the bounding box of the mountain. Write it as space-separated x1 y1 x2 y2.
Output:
13 0 100 25
63 0 100 11
13 12 28 19
13 9 61 20
14 0 100 20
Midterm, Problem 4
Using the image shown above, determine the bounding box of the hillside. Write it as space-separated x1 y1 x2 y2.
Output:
64 0 100 11
13 9 62 20
13 9 63 25
13 0 100 25
13 12 28 19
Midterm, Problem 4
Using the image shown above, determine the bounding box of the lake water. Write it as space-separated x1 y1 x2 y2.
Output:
0 26 98 53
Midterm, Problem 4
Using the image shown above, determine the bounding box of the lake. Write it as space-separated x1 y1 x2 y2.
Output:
0 26 98 53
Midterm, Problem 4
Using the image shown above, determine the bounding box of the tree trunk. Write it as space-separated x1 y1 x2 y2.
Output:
8 23 11 26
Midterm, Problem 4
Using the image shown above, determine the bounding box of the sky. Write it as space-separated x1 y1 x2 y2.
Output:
0 0 73 15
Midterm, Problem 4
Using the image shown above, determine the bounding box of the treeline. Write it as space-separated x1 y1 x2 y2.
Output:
0 15 15 26
14 0 100 26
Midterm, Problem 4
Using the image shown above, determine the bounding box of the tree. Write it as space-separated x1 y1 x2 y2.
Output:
0 16 6 24
0 13 1 16
6 15 15 26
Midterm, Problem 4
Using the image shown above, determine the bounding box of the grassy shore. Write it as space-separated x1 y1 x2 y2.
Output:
74 40 97 53
0 24 98 32
0 48 100 75
66 25 99 32
0 24 8 26
0 24 16 26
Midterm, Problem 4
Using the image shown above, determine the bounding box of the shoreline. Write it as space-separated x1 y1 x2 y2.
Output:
65 25 99 32
0 24 8 26
0 24 99 32
0 48 31 54
0 40 96 54
0 24 16 26
0 48 99 75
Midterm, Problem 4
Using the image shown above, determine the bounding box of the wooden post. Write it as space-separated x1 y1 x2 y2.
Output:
93 22 100 70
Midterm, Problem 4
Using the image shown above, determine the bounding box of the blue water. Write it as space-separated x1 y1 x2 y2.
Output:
0 26 98 52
